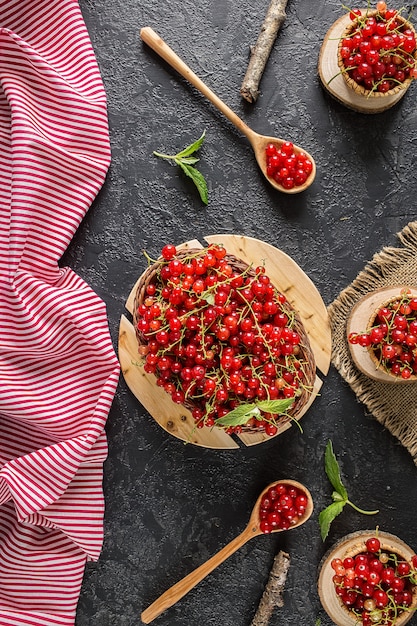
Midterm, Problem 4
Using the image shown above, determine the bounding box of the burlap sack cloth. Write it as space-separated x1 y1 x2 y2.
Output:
328 221 417 465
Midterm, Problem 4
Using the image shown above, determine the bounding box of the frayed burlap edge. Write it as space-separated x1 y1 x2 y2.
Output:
328 221 417 465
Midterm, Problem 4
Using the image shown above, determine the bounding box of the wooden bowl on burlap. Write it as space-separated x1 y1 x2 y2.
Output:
133 248 316 434
337 10 417 99
366 291 417 383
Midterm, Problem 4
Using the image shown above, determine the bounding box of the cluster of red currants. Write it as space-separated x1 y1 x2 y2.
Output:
348 289 417 380
331 536 417 626
339 1 417 93
135 244 312 435
265 141 314 190
259 482 309 533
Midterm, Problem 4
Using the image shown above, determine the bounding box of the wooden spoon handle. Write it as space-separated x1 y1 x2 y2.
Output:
141 526 256 623
140 27 254 141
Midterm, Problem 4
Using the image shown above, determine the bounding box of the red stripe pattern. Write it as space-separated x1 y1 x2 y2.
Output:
0 1 120 623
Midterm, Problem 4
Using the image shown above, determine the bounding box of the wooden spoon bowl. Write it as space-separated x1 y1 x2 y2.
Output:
140 27 316 194
141 479 313 623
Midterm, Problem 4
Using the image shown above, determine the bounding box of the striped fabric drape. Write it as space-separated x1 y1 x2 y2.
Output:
0 1 120 624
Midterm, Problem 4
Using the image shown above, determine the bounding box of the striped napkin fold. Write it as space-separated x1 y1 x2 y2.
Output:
0 1 120 624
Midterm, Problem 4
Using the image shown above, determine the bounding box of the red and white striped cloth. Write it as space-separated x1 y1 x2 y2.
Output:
0 1 120 624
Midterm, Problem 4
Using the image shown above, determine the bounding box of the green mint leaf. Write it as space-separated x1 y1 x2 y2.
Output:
216 398 295 428
175 130 205 158
332 490 346 503
324 440 348 500
200 291 215 305
215 403 260 427
153 132 209 204
177 162 209 205
175 156 200 165
256 398 294 414
319 501 346 541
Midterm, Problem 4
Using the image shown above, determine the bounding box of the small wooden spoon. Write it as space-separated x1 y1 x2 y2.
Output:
141 479 313 623
140 27 316 194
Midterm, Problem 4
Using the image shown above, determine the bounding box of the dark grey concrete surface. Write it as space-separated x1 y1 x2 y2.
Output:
70 0 417 624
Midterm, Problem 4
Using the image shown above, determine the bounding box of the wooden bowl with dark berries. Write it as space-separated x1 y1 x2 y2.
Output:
119 235 332 449
318 530 417 626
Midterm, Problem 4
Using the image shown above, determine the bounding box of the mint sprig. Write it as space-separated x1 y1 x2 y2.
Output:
319 440 379 541
153 131 209 204
215 398 294 427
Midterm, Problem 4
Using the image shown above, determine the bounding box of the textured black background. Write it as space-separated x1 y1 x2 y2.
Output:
70 1 417 624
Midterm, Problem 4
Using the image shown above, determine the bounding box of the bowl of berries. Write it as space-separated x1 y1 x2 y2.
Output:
132 242 317 441
318 2 417 113
347 286 417 382
318 530 417 626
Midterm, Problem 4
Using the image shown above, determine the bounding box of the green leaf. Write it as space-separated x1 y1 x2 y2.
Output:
175 130 206 158
319 501 346 541
153 132 209 204
324 440 348 500
215 403 260 426
332 490 346 503
215 398 295 428
174 156 200 165
177 162 209 205
201 291 215 305
256 398 295 414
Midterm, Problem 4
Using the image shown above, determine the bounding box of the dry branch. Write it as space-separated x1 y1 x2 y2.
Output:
250 550 291 626
240 0 289 103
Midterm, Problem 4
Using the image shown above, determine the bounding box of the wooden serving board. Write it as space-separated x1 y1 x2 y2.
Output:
318 13 410 114
347 285 417 383
118 235 332 449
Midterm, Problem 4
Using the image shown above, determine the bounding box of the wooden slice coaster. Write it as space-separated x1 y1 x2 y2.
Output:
118 235 331 449
346 286 417 383
318 13 411 113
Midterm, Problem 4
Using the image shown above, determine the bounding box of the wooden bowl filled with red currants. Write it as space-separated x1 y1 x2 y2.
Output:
318 2 417 113
347 287 417 383
338 3 417 99
318 530 417 626
133 242 316 438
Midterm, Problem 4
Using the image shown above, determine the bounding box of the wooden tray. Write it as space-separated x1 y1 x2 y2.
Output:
318 13 411 114
347 285 417 382
118 235 332 449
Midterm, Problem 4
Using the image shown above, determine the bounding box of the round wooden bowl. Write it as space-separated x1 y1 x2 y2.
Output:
318 10 416 113
119 235 332 449
347 286 417 383
318 530 417 626
337 10 416 99
367 291 417 383
132 247 316 435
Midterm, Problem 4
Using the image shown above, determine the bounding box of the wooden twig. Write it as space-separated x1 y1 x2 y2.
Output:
240 0 289 103
250 550 291 626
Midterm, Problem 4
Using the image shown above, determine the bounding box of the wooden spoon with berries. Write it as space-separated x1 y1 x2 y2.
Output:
140 27 316 194
141 479 313 623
